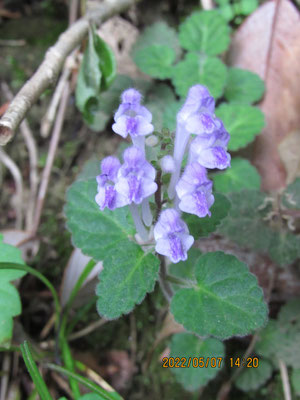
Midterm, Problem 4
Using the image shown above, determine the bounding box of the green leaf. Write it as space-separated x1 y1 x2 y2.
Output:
169 248 202 284
96 244 159 319
235 358 273 391
21 341 53 400
240 0 258 15
213 158 261 193
47 363 122 400
255 320 281 359
95 34 116 91
65 179 135 261
133 44 175 79
179 10 230 55
144 83 176 131
256 300 300 368
283 178 300 209
65 179 159 319
218 5 234 21
291 369 300 395
183 192 231 238
268 231 300 267
75 26 116 123
216 103 265 151
79 394 121 400
219 190 300 266
224 68 264 104
171 252 267 339
0 235 26 347
86 75 133 132
169 333 225 391
162 100 183 132
218 190 271 252
132 21 181 57
172 53 227 98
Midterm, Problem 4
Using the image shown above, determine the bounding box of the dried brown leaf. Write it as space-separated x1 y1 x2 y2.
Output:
229 0 300 191
278 130 300 184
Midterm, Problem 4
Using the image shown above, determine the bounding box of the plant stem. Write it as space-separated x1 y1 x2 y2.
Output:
0 263 61 324
46 364 122 400
20 341 53 400
158 255 173 302
278 359 292 400
58 259 97 398
129 203 148 241
141 199 153 226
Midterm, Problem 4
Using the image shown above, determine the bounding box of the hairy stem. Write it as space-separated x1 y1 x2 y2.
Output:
129 203 149 241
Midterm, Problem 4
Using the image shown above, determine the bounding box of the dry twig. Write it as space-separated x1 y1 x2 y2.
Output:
278 359 292 400
0 0 137 146
1 82 39 230
32 83 70 235
0 148 24 228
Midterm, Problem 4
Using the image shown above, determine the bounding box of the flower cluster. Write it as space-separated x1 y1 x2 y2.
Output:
95 86 230 263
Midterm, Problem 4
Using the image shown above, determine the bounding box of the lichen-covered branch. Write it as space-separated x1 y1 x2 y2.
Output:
0 0 137 146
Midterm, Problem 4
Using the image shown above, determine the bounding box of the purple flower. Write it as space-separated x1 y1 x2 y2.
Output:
112 88 153 140
177 85 215 125
95 156 128 210
160 155 175 173
189 126 231 170
115 146 157 204
176 162 214 218
154 209 194 263
112 115 153 139
168 85 218 198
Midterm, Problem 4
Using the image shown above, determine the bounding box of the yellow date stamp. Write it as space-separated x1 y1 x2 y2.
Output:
162 357 259 368
162 357 224 368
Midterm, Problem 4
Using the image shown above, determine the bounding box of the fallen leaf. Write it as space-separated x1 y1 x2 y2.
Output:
1 230 39 261
154 312 184 347
278 130 300 184
229 0 300 191
60 248 103 307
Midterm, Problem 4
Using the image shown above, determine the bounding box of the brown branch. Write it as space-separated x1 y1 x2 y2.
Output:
0 0 137 146
1 82 39 231
31 83 70 235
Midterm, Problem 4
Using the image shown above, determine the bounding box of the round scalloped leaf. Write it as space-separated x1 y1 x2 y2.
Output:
235 359 273 391
65 179 135 261
216 103 265 151
282 178 300 209
268 231 300 267
96 243 159 319
144 83 176 131
255 320 281 359
132 21 180 57
218 190 300 266
213 158 261 193
179 10 230 55
169 248 202 284
170 333 225 391
224 68 265 104
0 235 26 347
256 301 300 368
292 369 300 395
133 44 175 79
183 192 231 239
65 179 159 319
217 190 271 252
172 53 227 98
163 100 184 132
240 0 259 15
171 252 268 339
